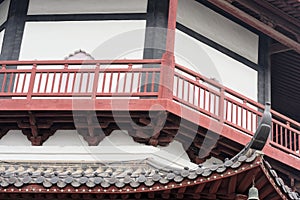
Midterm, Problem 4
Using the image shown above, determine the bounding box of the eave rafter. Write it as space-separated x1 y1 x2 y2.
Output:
206 0 300 54
233 0 300 40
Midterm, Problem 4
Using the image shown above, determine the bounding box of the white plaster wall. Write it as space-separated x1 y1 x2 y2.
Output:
28 0 147 15
0 29 4 54
0 130 196 169
0 0 10 26
177 0 258 63
19 20 146 60
175 29 257 101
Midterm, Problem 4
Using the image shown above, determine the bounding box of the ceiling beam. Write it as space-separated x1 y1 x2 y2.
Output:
270 43 292 55
252 0 300 28
206 0 300 54
234 0 300 39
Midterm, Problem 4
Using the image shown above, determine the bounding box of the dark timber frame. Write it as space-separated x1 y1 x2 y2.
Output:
0 0 29 60
258 33 271 105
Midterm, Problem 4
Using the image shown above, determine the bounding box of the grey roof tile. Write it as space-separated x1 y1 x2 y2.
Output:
0 150 297 200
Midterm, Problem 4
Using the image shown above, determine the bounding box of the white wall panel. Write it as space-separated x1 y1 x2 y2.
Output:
177 0 258 63
0 0 10 26
0 29 4 54
175 30 257 101
19 20 146 60
0 130 195 168
28 0 147 15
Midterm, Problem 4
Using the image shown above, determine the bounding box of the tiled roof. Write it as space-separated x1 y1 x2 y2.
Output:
0 153 255 189
263 159 300 200
0 150 298 199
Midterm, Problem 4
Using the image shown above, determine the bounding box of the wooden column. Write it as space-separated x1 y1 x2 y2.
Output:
258 33 271 104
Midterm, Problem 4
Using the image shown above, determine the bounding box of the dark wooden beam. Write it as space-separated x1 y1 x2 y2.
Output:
206 0 300 53
234 0 300 39
258 33 271 104
259 185 274 199
256 172 269 189
270 43 292 55
143 0 169 59
253 0 300 28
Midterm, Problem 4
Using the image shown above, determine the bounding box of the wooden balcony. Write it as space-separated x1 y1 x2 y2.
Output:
0 57 299 171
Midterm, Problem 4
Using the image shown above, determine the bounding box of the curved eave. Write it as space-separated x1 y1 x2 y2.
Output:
0 152 298 200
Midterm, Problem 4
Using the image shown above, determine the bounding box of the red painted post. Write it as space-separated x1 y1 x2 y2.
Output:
27 64 37 99
92 63 100 100
159 52 175 99
158 0 178 99
166 0 178 54
219 88 225 123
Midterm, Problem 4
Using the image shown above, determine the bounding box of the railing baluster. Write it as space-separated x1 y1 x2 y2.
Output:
44 72 50 93
85 72 91 93
137 72 141 93
1 73 7 92
176 76 180 98
78 72 83 93
151 71 155 92
143 72 148 93
116 72 120 93
58 72 63 93
64 72 70 93
108 72 113 93
7 72 14 93
219 88 225 122
14 73 20 93
37 72 42 93
21 73 27 93
192 84 195 105
72 72 77 93
294 131 297 151
51 72 56 93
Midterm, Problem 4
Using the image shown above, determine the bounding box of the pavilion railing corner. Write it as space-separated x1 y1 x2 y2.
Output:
0 59 299 157
173 63 299 157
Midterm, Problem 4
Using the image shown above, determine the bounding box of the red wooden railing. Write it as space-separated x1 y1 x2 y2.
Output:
0 60 161 99
0 59 299 157
174 63 300 157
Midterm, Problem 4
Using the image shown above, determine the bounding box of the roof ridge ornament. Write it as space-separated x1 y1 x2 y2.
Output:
64 49 95 60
